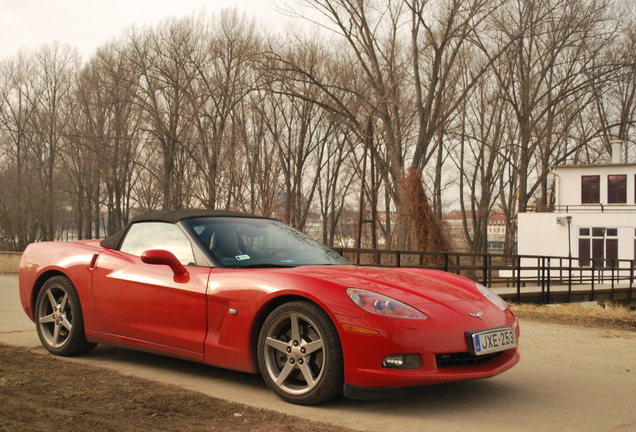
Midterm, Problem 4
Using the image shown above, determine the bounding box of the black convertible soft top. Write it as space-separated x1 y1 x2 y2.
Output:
100 209 269 250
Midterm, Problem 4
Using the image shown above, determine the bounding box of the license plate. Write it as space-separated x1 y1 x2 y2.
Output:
466 327 516 356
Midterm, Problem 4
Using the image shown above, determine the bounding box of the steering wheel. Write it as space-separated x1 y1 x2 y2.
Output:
268 249 291 258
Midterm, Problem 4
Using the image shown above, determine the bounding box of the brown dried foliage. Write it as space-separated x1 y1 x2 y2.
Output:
398 168 450 263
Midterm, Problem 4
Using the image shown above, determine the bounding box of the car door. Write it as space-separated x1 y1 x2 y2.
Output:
91 221 210 354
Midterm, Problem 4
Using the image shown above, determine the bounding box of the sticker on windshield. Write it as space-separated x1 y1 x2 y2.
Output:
235 254 251 261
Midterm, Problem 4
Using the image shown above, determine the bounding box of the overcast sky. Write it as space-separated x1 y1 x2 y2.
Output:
0 0 296 60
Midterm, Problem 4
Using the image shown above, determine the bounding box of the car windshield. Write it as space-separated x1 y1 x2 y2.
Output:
184 217 349 268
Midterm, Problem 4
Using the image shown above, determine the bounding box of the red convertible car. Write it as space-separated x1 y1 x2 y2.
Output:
19 209 519 404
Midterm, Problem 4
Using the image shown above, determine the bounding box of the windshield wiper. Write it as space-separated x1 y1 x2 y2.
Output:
235 263 297 269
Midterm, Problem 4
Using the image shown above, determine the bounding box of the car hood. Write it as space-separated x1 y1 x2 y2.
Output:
289 265 489 308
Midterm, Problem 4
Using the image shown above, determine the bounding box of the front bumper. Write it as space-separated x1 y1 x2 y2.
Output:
335 307 520 390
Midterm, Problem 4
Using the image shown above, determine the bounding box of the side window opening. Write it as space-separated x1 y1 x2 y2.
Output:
120 222 195 266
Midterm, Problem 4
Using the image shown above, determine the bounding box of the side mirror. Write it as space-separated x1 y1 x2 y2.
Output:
141 249 187 276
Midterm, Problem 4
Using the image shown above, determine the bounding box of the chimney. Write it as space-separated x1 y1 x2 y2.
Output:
610 140 622 164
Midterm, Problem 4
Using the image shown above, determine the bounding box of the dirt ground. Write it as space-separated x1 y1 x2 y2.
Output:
0 344 356 432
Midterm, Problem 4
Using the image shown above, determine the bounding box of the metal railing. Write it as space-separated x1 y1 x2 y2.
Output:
552 204 636 213
334 247 635 304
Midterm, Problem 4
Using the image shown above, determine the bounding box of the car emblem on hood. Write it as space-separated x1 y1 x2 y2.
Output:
468 312 484 319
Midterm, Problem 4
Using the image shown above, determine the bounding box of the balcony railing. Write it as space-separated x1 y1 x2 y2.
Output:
549 204 636 213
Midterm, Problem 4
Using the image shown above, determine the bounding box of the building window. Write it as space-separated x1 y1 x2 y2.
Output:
578 227 618 267
607 175 626 203
581 176 600 203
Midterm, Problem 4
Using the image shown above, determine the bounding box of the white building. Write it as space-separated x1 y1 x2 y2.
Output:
518 149 636 267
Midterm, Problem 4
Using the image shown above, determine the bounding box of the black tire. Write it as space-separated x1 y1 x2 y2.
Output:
257 301 344 405
35 276 96 356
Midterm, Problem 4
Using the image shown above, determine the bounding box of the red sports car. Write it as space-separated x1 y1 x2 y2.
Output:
19 210 520 404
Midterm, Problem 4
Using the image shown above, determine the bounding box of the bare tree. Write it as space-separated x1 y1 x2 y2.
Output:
69 41 144 236
286 0 510 249
589 9 636 160
490 0 618 211
230 89 284 216
407 0 505 190
449 66 511 254
294 0 407 200
183 10 262 210
1 1 634 255
263 82 331 229
126 19 199 210
29 44 80 240
0 52 42 249
316 122 356 246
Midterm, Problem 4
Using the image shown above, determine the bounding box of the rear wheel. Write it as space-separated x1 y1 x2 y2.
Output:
257 301 343 405
35 276 96 356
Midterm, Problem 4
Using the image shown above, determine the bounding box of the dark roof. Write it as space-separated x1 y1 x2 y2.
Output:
100 209 268 250
129 209 256 224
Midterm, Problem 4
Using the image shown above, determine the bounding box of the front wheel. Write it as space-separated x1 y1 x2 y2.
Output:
35 276 96 356
257 301 344 405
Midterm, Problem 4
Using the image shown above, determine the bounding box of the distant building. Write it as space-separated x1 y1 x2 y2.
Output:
486 211 506 253
443 210 507 254
443 210 469 251
517 144 636 266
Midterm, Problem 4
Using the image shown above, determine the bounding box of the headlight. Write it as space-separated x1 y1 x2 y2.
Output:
475 282 508 311
346 288 428 320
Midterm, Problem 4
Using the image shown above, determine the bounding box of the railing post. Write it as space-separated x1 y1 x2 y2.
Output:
444 253 449 272
482 254 488 286
611 259 615 300
590 259 595 301
630 260 634 299
396 251 401 268
567 256 572 303
546 257 551 304
540 257 544 303
516 255 521 303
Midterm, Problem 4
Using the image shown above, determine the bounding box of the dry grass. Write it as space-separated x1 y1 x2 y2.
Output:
511 302 636 332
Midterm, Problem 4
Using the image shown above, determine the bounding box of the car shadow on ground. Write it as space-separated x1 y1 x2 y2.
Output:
43 343 526 417
61 344 269 389
330 379 523 415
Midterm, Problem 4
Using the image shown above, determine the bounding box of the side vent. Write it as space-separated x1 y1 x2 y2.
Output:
88 253 99 270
